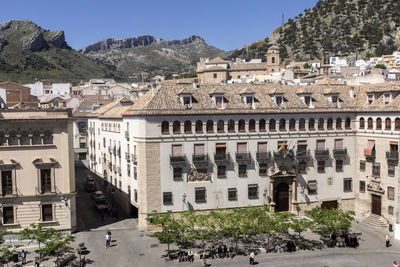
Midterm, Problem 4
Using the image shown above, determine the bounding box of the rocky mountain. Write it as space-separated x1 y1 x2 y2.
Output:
230 0 400 62
80 35 225 77
0 20 124 84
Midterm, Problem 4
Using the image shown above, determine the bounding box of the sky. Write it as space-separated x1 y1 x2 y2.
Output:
1 0 319 51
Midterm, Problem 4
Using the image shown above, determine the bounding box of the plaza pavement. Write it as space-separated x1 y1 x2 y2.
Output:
71 161 400 267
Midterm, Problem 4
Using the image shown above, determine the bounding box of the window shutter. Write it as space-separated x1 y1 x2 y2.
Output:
237 143 247 153
194 144 205 155
172 145 182 156
258 142 267 153
335 139 343 149
317 140 325 150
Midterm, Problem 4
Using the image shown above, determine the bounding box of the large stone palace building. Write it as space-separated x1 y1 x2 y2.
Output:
0 109 76 232
196 46 280 84
87 82 400 231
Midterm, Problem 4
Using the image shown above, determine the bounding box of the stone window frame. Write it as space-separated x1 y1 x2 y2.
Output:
0 167 17 197
336 159 343 172
372 162 380 178
238 164 247 177
1 205 17 225
228 188 237 201
248 184 259 200
359 181 365 193
343 178 352 192
217 165 226 178
195 187 207 203
259 163 268 176
317 160 325 173
173 167 183 181
134 189 138 203
163 192 173 206
388 186 395 200
40 202 55 223
360 160 366 172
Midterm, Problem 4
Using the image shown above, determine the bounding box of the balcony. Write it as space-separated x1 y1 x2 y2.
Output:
386 151 399 161
315 149 329 157
192 154 209 163
125 131 129 140
235 152 251 162
1 187 17 197
296 150 310 159
35 186 58 195
214 153 231 162
256 152 271 162
170 154 187 164
333 148 347 157
125 152 131 162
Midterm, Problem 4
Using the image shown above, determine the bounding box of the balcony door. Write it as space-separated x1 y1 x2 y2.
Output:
40 169 51 193
1 171 12 196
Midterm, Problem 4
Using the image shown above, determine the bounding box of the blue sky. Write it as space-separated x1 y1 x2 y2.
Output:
1 0 319 51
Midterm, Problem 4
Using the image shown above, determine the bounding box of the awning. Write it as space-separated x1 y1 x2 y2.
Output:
390 141 398 146
364 140 375 156
216 144 226 148
308 181 317 190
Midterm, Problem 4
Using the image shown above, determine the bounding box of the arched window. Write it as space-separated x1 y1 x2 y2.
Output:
395 118 400 130
289 119 296 131
279 119 286 131
309 118 315 131
173 121 181 134
272 57 275 64
206 120 214 133
217 120 225 133
20 131 30 145
249 119 256 132
228 120 235 132
336 118 342 130
184 120 192 133
259 119 266 132
359 117 365 129
299 119 306 131
376 118 382 130
161 121 169 134
345 117 351 129
327 118 333 130
43 131 53 144
269 119 276 131
385 118 391 130
238 119 246 132
195 120 203 133
367 118 373 129
318 118 324 130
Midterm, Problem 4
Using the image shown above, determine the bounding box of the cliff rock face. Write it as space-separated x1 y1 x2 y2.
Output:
23 30 48 52
157 35 204 46
0 21 11 31
48 30 68 49
80 35 156 53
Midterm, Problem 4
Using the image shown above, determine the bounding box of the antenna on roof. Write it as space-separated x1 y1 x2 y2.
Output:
282 13 284 28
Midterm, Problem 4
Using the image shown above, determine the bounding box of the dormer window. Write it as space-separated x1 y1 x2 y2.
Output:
275 95 283 107
331 94 339 107
214 95 224 109
180 94 192 109
384 93 392 105
242 95 254 109
301 94 313 108
367 94 374 104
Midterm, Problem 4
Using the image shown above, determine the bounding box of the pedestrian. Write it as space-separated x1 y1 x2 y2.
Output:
178 250 183 263
188 250 194 262
249 251 255 265
21 249 26 265
34 260 39 267
223 244 227 258
202 251 207 267
393 260 398 267
386 234 391 247
106 231 111 248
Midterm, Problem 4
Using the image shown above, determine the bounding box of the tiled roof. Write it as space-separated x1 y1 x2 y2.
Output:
229 63 270 71
208 57 226 64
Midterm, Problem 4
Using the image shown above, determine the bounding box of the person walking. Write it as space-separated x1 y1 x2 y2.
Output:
249 251 255 265
106 231 111 248
386 234 391 247
21 249 26 265
34 260 39 267
393 260 398 267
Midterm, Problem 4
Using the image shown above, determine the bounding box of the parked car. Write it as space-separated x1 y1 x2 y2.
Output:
86 181 97 192
91 191 105 201
87 176 94 183
93 198 111 213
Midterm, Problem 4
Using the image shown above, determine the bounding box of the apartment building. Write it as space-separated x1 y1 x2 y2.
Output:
0 109 76 232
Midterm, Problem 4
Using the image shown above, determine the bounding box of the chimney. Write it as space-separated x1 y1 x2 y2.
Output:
151 83 157 96
349 86 355 99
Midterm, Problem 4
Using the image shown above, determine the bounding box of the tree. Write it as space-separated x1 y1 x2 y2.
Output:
76 242 85 267
183 212 217 253
0 245 20 267
375 64 387 69
147 211 181 257
303 63 310 69
291 218 314 238
43 231 75 263
19 224 57 262
306 207 355 244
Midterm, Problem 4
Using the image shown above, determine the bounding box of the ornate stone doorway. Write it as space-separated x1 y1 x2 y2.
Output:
275 183 289 212
371 194 381 215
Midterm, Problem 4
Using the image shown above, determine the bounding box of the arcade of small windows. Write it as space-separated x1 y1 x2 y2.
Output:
101 123 121 133
0 130 53 146
160 117 353 135
358 117 400 131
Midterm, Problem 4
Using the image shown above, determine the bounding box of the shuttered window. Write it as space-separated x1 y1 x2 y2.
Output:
317 140 325 150
335 139 343 149
258 142 267 153
172 145 182 156
388 187 395 200
308 181 317 195
237 143 247 154
194 144 205 155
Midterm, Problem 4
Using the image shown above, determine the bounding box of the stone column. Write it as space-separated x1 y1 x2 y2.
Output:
269 180 275 212
292 179 297 203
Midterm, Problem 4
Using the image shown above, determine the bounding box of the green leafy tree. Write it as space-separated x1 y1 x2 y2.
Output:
306 207 355 242
147 211 181 257
44 231 75 263
375 64 387 69
19 223 57 262
291 218 314 238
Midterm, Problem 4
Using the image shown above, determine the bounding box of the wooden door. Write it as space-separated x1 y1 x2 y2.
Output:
275 183 289 212
321 200 338 210
371 194 381 215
